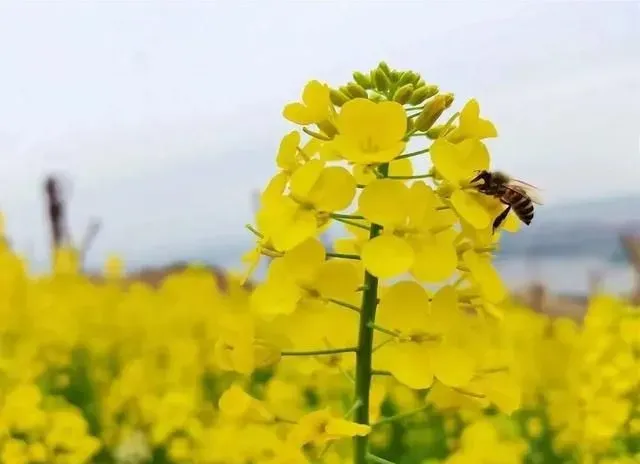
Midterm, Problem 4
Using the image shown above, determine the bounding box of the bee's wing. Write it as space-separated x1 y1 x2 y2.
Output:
507 179 544 205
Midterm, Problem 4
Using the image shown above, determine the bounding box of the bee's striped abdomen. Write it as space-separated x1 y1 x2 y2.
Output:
504 188 534 225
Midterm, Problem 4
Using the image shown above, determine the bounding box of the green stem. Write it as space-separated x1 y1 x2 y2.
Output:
396 147 429 160
327 298 361 313
332 213 365 220
367 454 397 464
386 173 432 180
245 224 263 238
280 347 357 356
326 252 361 260
353 162 389 464
366 321 398 337
331 215 370 231
344 399 363 419
372 404 431 428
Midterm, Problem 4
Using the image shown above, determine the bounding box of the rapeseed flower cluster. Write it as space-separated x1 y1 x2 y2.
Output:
245 62 529 463
0 63 636 464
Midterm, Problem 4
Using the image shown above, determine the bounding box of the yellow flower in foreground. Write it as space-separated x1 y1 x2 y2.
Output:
283 80 332 125
461 250 507 303
251 237 360 318
358 179 457 280
257 160 356 251
446 98 498 143
374 283 476 389
286 408 370 448
332 98 407 164
430 138 492 229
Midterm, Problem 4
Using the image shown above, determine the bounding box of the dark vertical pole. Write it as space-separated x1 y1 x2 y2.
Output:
44 176 67 264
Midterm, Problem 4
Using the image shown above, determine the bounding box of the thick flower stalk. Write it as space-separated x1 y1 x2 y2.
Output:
245 62 527 463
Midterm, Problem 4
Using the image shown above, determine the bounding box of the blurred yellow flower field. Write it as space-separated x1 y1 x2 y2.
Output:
0 63 638 463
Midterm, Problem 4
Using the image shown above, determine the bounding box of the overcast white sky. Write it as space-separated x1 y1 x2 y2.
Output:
0 1 639 270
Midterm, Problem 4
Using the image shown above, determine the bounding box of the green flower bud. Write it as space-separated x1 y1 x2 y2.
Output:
377 61 391 76
426 124 455 139
409 85 439 105
352 71 372 89
412 73 423 85
339 85 353 97
370 92 384 103
346 82 368 99
415 78 426 88
393 84 414 104
426 125 445 139
389 70 401 83
397 71 417 87
330 88 350 107
406 116 415 134
414 93 454 132
372 68 390 92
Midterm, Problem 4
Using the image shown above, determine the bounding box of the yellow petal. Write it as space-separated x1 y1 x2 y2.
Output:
272 208 317 252
431 344 475 388
406 181 441 227
462 250 507 303
461 98 480 122
352 164 377 186
359 179 409 227
458 139 490 173
460 99 498 139
302 80 331 113
474 372 522 414
428 285 459 333
389 344 434 389
336 99 382 142
283 238 326 284
410 234 458 283
308 166 356 212
377 281 430 333
230 341 255 375
283 103 314 125
262 172 289 206
361 235 414 278
430 139 467 184
451 190 491 230
389 157 414 177
277 131 301 170
218 385 253 419
314 260 360 301
501 210 522 233
375 101 408 147
326 418 371 437
334 99 407 164
289 159 324 201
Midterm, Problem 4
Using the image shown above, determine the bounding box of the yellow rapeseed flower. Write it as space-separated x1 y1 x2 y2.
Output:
283 80 333 126
445 99 498 143
358 180 457 280
331 98 407 164
430 138 492 229
286 407 371 448
374 283 475 389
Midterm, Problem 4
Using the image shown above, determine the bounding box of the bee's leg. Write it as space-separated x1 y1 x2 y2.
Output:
492 205 511 233
470 171 487 184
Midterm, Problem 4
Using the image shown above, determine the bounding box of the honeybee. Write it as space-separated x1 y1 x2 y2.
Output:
470 170 543 231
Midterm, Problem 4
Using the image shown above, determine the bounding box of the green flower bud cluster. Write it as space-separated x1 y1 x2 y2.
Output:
328 62 455 136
